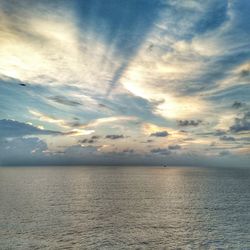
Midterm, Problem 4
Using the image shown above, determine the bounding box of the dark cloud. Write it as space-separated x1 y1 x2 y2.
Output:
54 151 65 154
168 144 181 150
49 96 81 106
123 149 134 154
98 103 108 108
80 139 95 144
79 135 101 144
106 134 124 140
150 131 169 137
232 101 244 109
220 135 235 141
0 119 61 138
147 43 154 52
91 135 101 140
230 111 250 132
177 120 202 126
151 148 171 155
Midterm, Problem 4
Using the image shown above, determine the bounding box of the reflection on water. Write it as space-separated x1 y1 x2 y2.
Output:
0 166 249 249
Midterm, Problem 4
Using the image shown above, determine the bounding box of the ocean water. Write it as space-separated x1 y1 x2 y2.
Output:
0 166 249 250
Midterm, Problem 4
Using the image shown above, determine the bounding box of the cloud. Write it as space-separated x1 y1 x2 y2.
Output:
30 109 136 135
150 131 169 137
168 144 181 150
122 149 134 154
230 112 250 132
48 96 81 106
150 148 171 155
237 62 250 78
0 137 48 165
80 116 137 129
232 101 245 109
0 119 60 138
107 93 166 125
105 135 124 140
0 0 163 99
142 139 154 144
29 110 69 129
79 139 95 144
29 109 94 136
91 135 101 140
220 135 235 141
177 120 202 127
79 135 100 144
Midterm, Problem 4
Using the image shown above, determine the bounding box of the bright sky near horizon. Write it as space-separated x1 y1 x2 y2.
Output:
0 0 249 166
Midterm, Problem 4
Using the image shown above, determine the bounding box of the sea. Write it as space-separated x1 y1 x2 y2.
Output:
0 166 249 250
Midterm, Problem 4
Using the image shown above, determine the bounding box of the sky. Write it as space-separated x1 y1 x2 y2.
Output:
0 0 249 167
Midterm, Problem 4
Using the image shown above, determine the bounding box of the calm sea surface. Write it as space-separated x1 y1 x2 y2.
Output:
0 166 249 249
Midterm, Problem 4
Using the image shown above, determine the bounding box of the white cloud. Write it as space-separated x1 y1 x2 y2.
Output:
0 2 125 97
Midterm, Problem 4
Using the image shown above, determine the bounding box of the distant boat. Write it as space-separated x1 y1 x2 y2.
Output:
163 164 168 167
